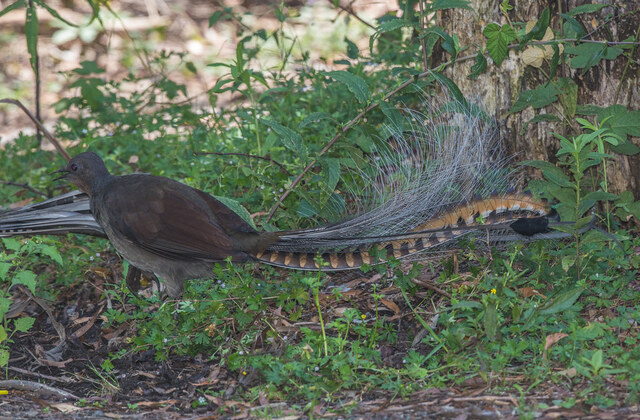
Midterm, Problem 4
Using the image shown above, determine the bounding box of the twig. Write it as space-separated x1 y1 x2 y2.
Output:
411 277 452 299
8 366 74 384
0 379 79 400
195 151 293 176
0 180 47 198
333 1 376 30
0 99 70 161
418 0 429 70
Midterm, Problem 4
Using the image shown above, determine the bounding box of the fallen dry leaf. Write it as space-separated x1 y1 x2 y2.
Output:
544 333 568 360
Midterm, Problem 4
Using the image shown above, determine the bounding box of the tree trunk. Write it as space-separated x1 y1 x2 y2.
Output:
437 0 640 195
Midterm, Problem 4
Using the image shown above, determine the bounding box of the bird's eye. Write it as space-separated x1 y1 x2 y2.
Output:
70 163 78 172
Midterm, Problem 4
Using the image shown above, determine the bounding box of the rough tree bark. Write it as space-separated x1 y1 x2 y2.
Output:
437 0 640 195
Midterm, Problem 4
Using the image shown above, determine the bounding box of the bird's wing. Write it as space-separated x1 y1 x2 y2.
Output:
101 176 251 262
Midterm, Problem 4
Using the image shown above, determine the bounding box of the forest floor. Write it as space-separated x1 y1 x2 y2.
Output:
1 0 639 418
2 250 639 419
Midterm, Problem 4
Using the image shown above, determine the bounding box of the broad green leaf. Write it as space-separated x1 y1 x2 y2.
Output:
36 244 63 265
529 113 561 124
214 196 256 229
73 60 105 75
429 0 472 11
422 27 457 57
539 287 584 315
549 187 577 208
0 349 8 367
0 263 11 281
14 316 35 333
344 37 359 59
430 73 467 106
325 71 369 104
321 158 341 193
0 298 11 319
12 270 37 295
2 237 22 251
0 0 25 18
483 23 516 66
567 3 608 16
261 119 306 158
565 43 622 71
468 48 487 80
483 304 498 341
299 112 332 129
582 191 619 202
522 7 550 43
379 101 403 130
297 199 317 218
557 77 578 118
510 84 558 112
0 326 6 343
561 14 586 39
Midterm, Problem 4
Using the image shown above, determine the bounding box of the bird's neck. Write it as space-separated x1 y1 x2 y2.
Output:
87 173 115 198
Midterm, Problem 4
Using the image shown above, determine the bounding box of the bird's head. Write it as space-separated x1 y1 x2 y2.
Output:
53 152 111 195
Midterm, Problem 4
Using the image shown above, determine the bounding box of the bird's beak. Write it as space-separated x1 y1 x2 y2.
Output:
51 168 70 182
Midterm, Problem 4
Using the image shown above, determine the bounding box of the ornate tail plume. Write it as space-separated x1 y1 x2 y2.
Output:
250 99 566 270
0 98 571 275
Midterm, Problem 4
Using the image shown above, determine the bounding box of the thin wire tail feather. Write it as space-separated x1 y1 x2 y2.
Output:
252 97 567 270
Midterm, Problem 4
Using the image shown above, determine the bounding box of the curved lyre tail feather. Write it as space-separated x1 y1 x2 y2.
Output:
252 193 560 271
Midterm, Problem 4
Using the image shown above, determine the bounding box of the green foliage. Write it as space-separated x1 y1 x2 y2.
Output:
0 237 63 369
1 0 639 410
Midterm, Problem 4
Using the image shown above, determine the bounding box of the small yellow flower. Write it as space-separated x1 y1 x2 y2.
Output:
491 288 497 295
242 371 247 376
361 314 366 320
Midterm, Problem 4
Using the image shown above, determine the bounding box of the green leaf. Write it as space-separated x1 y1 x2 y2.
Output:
297 199 317 218
34 0 78 26
565 43 622 71
25 1 38 73
483 23 516 67
0 0 25 18
429 0 472 10
0 298 11 319
0 263 11 281
483 304 498 341
14 316 35 333
557 77 578 118
2 238 22 251
324 71 369 104
379 101 403 130
299 112 332 129
36 244 63 265
261 119 306 158
510 84 558 112
344 37 359 59
73 60 105 75
567 3 608 16
539 287 584 315
0 349 8 368
468 49 487 80
0 326 7 343
561 14 586 39
522 7 550 43
12 270 37 295
370 19 416 53
422 27 457 57
213 196 257 230
321 158 341 193
430 73 467 106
